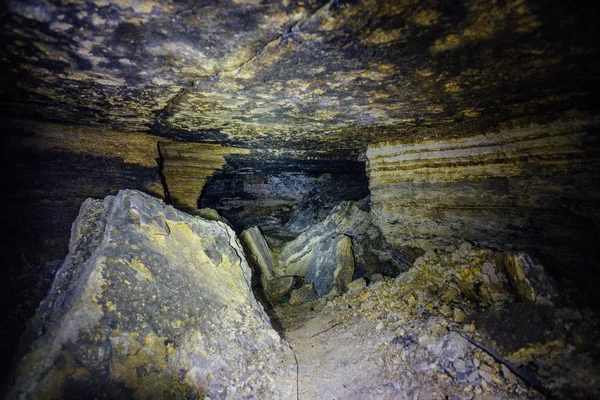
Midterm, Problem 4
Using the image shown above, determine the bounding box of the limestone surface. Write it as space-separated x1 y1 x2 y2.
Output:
278 200 412 296
367 118 600 300
6 190 296 399
274 243 600 400
240 226 294 302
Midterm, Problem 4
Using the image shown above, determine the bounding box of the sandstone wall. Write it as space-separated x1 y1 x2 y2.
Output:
367 117 600 298
158 142 249 212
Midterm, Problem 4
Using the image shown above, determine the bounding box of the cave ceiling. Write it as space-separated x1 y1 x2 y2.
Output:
1 0 599 151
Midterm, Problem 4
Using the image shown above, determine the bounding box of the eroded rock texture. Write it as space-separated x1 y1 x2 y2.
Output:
367 117 600 300
6 190 295 399
240 226 294 302
2 0 598 147
1 0 599 388
158 141 249 212
0 121 165 379
279 200 413 297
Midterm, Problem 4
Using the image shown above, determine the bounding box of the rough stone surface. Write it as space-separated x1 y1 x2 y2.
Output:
6 190 296 399
503 252 559 304
289 284 318 306
367 118 600 301
305 234 355 297
190 208 234 230
278 201 369 278
158 141 249 212
279 200 411 290
468 303 566 364
0 121 165 379
352 223 415 280
199 150 370 235
1 0 600 389
2 1 598 148
283 194 328 235
273 243 600 400
240 226 294 302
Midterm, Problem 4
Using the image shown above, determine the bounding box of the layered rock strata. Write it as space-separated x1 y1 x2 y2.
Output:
0 121 165 379
199 149 369 234
367 118 600 299
6 190 296 399
158 142 249 212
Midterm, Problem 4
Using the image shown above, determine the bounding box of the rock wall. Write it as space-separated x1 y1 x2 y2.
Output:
199 149 370 234
158 141 249 212
367 117 600 299
0 121 165 379
6 190 295 399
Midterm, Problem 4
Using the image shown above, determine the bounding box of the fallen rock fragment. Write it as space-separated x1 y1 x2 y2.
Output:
289 284 318 305
504 252 558 304
305 235 355 297
278 200 412 297
283 194 328 234
240 226 294 301
7 190 296 399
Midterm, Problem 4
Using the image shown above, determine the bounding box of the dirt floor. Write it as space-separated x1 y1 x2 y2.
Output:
273 295 544 400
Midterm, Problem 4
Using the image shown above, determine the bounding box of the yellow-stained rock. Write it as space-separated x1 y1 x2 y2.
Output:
7 190 296 399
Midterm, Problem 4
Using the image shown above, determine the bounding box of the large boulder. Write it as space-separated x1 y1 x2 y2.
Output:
305 235 355 297
278 200 412 297
6 190 296 399
277 201 368 297
240 227 294 302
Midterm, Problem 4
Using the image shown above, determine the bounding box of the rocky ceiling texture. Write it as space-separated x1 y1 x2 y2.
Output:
1 0 599 148
1 0 600 384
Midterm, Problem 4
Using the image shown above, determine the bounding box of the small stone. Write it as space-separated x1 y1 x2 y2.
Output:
418 334 432 346
479 370 493 383
558 308 583 323
504 252 558 303
371 273 384 283
440 304 453 317
347 278 367 294
453 359 467 373
467 370 479 383
289 284 318 305
443 285 461 302
414 361 436 373
453 308 467 323
375 321 384 331
391 334 416 349
501 365 518 385
479 364 493 374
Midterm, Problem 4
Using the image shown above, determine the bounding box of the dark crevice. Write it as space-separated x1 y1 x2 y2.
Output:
156 142 171 205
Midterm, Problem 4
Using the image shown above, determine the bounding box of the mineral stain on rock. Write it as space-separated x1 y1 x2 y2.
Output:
6 191 296 399
1 0 600 398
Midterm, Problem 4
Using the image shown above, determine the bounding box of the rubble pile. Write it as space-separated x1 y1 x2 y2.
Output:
276 243 600 399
